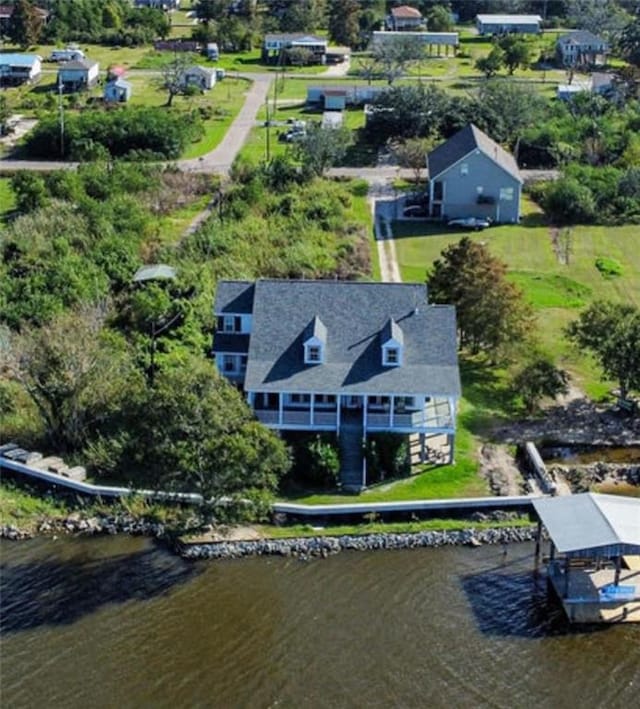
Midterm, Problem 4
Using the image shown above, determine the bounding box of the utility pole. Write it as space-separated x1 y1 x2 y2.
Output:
58 78 64 158
265 97 271 163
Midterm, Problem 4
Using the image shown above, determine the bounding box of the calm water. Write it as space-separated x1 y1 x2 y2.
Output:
1 536 639 709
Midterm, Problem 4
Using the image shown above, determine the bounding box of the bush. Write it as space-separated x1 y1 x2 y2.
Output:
285 433 340 489
595 257 623 278
364 434 410 484
23 107 202 160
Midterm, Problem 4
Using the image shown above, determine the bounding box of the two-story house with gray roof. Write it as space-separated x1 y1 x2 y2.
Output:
213 279 461 489
556 30 609 67
426 124 523 223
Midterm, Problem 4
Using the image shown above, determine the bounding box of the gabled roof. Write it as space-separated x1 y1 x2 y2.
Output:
558 30 607 46
59 59 98 71
214 281 255 314
107 77 132 90
214 280 461 397
533 493 640 556
391 5 422 18
427 124 522 183
305 315 327 344
185 65 216 77
381 318 403 346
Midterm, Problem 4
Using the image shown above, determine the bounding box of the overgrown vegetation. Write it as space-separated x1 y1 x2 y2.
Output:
0 163 372 519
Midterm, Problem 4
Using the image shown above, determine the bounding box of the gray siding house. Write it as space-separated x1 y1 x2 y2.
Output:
556 30 609 67
426 124 522 224
213 279 461 489
476 14 542 35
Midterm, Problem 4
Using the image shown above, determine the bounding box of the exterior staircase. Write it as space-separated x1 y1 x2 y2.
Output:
339 417 365 492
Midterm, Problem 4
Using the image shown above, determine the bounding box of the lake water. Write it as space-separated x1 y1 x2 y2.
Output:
1 536 639 708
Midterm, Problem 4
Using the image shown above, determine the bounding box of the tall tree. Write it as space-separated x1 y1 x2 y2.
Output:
476 46 505 78
194 0 229 26
328 0 360 47
372 34 425 84
497 34 532 74
427 5 454 32
8 0 44 48
156 55 198 107
0 306 142 452
513 357 569 413
620 17 640 68
391 136 436 185
566 301 640 401
428 237 534 357
293 123 353 177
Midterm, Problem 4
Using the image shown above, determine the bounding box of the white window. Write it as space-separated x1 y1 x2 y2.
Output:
223 355 236 372
307 346 321 362
222 315 241 333
384 348 399 365
500 187 514 201
460 163 469 176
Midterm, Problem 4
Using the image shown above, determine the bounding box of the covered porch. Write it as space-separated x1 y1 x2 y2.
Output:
249 392 456 434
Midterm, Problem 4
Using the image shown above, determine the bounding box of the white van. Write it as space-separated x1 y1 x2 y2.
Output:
50 48 85 62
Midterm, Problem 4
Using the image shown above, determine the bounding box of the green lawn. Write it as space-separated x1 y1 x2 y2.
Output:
392 197 640 398
0 178 16 218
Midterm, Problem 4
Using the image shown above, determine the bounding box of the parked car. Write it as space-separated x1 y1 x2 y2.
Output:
447 216 492 230
279 129 306 143
403 205 428 218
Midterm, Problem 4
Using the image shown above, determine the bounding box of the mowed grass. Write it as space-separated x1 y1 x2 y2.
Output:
0 178 16 218
392 197 640 398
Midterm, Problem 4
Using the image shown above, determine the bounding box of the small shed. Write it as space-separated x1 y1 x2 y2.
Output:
104 77 132 103
181 65 216 91
323 89 347 111
533 493 640 623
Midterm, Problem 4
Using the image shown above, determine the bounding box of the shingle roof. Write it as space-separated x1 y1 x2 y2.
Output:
214 281 255 314
59 59 98 70
391 5 422 18
265 33 326 43
217 279 460 397
558 30 606 46
427 123 522 183
382 318 403 346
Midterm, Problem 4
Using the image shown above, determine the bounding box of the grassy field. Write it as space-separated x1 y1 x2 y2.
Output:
392 196 640 398
0 177 16 218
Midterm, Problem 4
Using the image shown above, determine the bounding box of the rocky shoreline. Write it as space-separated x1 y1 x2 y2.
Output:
177 526 538 561
0 512 166 541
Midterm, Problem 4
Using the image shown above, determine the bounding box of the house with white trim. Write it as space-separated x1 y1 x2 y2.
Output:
57 58 99 92
213 280 461 488
0 53 41 86
426 124 523 223
556 30 609 67
262 33 328 65
180 65 216 91
386 5 424 31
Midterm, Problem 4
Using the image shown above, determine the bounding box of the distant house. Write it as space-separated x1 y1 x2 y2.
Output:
262 33 328 65
0 4 49 32
556 30 609 67
213 279 461 488
0 53 41 86
180 65 216 91
372 30 459 56
557 72 616 101
476 14 543 35
426 124 523 223
57 59 99 92
134 0 180 8
104 77 132 102
556 80 591 101
306 85 383 109
386 5 424 31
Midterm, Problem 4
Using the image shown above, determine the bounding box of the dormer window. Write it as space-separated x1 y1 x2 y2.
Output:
306 345 321 363
381 318 403 367
460 163 469 175
384 347 399 366
303 315 326 365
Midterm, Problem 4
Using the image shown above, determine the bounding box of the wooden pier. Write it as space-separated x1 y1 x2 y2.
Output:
533 494 640 624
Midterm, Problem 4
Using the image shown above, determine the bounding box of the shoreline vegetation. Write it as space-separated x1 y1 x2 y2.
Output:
0 481 536 556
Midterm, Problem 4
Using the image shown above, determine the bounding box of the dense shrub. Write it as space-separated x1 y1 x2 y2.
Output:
364 434 410 484
285 433 340 489
23 107 202 160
